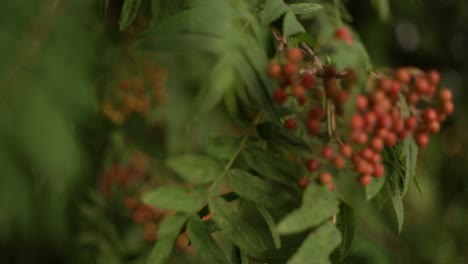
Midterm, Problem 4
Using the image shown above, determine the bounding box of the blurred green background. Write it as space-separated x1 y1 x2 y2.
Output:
0 0 467 263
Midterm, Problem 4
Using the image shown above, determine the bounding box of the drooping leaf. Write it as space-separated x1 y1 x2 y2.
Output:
384 149 405 232
209 197 268 257
257 122 312 157
402 135 418 197
119 0 142 31
243 145 299 186
260 0 290 25
289 3 323 15
147 213 189 264
166 154 222 184
228 169 295 208
337 202 355 260
365 173 386 200
283 11 305 37
206 135 242 160
287 221 342 264
257 206 281 249
277 184 339 234
187 215 230 263
142 186 206 213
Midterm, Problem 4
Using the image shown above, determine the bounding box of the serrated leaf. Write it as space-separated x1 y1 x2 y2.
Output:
192 55 236 120
257 122 311 157
228 169 295 208
147 213 189 264
289 3 323 15
119 0 142 31
365 174 386 200
206 135 242 160
257 206 281 249
337 202 355 260
283 11 305 37
209 197 268 257
287 221 341 264
387 177 404 233
260 0 290 25
187 215 229 263
142 186 206 213
166 154 222 184
385 150 404 232
243 145 299 186
277 184 339 234
402 135 418 197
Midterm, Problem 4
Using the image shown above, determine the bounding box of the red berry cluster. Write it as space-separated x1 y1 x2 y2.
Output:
267 47 454 189
124 197 163 242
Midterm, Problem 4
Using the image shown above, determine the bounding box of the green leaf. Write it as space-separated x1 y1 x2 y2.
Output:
365 173 386 200
384 149 405 232
147 213 189 264
289 3 323 15
402 135 418 197
142 186 206 213
337 202 355 261
287 222 342 264
283 11 305 37
228 169 295 208
260 0 290 25
209 197 268 257
231 246 249 264
187 215 230 263
243 145 299 186
257 206 281 249
277 184 339 234
206 135 242 160
257 122 311 157
119 0 142 31
151 0 161 18
192 55 236 120
166 154 222 184
138 33 233 53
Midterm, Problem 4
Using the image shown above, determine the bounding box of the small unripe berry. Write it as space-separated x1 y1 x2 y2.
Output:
321 145 334 160
284 118 298 130
308 106 325 119
426 70 440 85
422 108 438 122
306 159 320 172
358 174 372 186
283 62 298 77
298 177 310 189
439 88 453 102
287 48 303 62
333 156 345 169
356 95 368 111
268 63 282 79
395 68 411 83
307 119 321 135
302 73 316 89
273 89 288 104
373 164 385 178
340 144 353 157
415 132 430 147
405 116 418 131
319 172 333 184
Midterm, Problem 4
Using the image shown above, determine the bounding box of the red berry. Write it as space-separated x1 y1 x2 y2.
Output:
358 174 372 186
283 62 298 77
422 108 438 122
427 85 436 97
333 156 345 169
124 197 139 209
378 114 392 129
439 88 453 102
307 119 321 135
340 144 353 157
373 164 385 178
306 159 320 172
385 132 397 146
415 132 430 147
370 137 384 152
395 68 411 83
319 172 333 184
361 148 374 161
426 70 440 85
441 101 454 115
406 92 419 105
308 106 325 119
414 77 429 94
377 78 392 92
428 120 440 133
356 160 368 174
356 95 368 111
292 84 306 98
321 145 334 160
351 114 365 131
284 118 298 130
405 116 418 131
327 182 336 191
376 128 389 139
272 88 288 104
335 27 353 45
314 89 324 100
398 129 410 139
371 153 382 164
389 81 401 96
392 119 405 133
372 90 386 103
287 48 303 62
268 63 282 79
356 132 369 144
302 73 317 89
298 177 310 189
